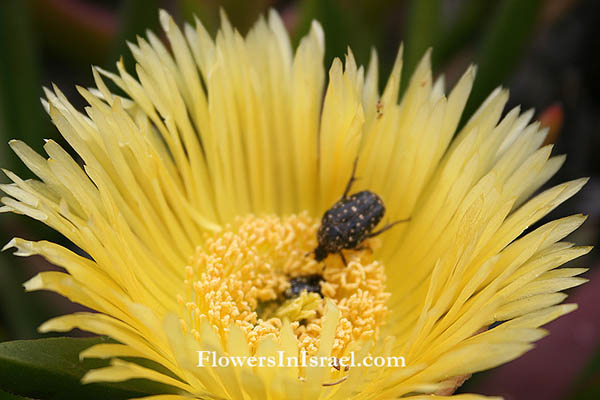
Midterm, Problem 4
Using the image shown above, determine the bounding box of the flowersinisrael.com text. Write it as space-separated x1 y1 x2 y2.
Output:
197 350 406 368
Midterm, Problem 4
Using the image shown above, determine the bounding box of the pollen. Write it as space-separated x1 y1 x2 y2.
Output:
180 213 389 356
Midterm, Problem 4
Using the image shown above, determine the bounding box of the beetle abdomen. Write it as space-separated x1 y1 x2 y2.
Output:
317 190 385 253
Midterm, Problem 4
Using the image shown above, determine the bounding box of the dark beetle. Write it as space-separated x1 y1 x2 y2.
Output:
313 158 408 265
284 274 324 299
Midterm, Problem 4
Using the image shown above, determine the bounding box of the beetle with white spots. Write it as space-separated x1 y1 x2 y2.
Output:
313 158 409 265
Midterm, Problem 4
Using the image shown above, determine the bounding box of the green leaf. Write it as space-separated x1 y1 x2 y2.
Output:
0 390 29 400
0 337 179 400
464 0 541 119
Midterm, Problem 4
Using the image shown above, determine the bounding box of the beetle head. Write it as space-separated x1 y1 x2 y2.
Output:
313 245 328 262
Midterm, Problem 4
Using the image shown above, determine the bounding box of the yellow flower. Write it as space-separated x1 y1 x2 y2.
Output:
0 9 590 400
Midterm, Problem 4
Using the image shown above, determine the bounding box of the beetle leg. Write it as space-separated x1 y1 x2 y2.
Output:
339 251 348 266
366 218 410 238
354 244 373 254
342 157 360 198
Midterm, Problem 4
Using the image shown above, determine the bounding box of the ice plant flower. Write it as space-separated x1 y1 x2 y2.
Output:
0 9 591 400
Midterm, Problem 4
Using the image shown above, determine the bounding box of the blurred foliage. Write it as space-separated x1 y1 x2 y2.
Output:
430 0 493 69
178 0 271 34
465 0 541 118
0 251 45 341
110 0 160 70
0 0 62 344
292 0 380 68
570 345 600 399
30 0 115 66
0 0 47 166
402 0 441 91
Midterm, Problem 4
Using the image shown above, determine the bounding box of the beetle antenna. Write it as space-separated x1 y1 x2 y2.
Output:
342 157 360 198
366 218 411 238
338 251 348 266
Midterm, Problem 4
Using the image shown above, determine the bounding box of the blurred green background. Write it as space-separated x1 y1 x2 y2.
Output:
0 0 599 399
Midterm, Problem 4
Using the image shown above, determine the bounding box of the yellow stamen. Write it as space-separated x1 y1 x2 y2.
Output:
181 213 389 355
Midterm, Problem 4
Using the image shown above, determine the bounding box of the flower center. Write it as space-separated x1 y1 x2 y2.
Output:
179 213 389 356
